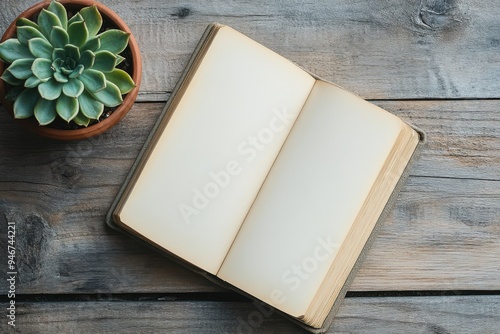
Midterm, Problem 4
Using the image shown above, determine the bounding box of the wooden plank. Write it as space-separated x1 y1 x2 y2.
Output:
353 176 500 291
1 0 500 99
380 100 500 181
1 295 498 333
0 99 498 294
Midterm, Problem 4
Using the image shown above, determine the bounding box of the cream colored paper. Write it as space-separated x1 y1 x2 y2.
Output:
119 27 315 274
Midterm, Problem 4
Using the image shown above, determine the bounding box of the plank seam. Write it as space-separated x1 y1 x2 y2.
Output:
1 291 499 303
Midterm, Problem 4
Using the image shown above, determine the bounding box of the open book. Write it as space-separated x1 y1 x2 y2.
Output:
107 24 423 332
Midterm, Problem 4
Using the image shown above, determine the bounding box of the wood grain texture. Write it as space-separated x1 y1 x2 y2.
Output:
0 99 498 294
1 0 500 100
0 295 498 333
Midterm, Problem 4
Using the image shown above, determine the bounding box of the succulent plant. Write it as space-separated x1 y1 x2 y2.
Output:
0 0 136 127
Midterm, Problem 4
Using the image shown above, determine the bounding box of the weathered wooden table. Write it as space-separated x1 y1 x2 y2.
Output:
1 0 499 333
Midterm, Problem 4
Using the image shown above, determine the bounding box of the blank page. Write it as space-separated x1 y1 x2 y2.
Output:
218 81 405 316
118 26 315 274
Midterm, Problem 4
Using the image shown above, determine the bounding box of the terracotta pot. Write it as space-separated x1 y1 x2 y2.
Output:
0 0 142 140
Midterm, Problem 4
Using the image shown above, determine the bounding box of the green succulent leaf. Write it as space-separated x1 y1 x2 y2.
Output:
13 88 38 119
97 30 130 54
5 86 25 101
47 0 68 30
78 50 95 69
29 38 53 59
68 21 89 48
80 5 102 38
92 51 117 72
34 98 57 125
1 70 23 86
37 9 62 39
105 69 136 94
50 26 69 49
64 44 80 62
52 58 62 71
78 90 104 119
0 39 34 63
16 18 40 31
115 55 125 66
61 67 73 76
91 80 122 107
53 48 66 61
68 12 83 26
17 26 47 46
54 71 69 83
8 58 34 80
82 36 100 52
38 78 63 100
25 75 43 88
32 58 53 80
79 69 106 93
73 112 91 127
69 64 85 79
56 93 79 122
63 78 85 97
